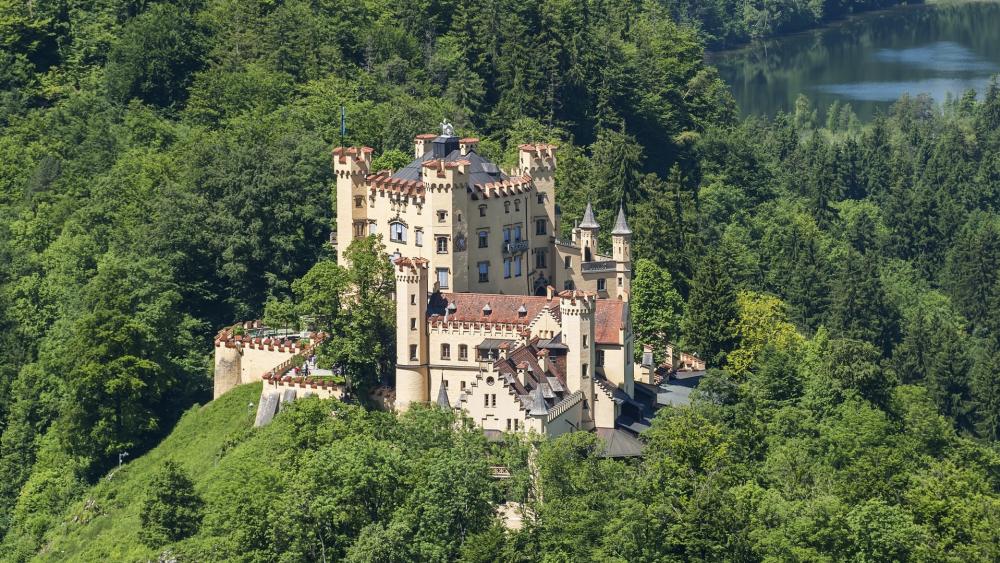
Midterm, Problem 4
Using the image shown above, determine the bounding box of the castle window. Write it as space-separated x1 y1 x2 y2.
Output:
478 261 489 283
537 194 545 205
564 256 571 269
514 200 520 212
390 222 407 243
504 258 511 279
353 221 366 238
506 419 511 431
354 196 363 208
513 224 522 242
436 237 449 254
436 268 449 289
514 419 519 430
478 230 489 248
479 205 487 217
514 255 522 277
583 335 589 348
597 350 605 367
410 294 416 305
461 380 467 390
618 276 623 287
486 375 495 386
535 250 547 269
503 227 511 245
410 318 416 330
456 213 462 223
441 344 451 360
459 345 468 361
369 222 377 236
437 210 447 222
582 364 589 378
409 345 418 361
414 228 424 246
597 278 606 292
491 394 497 407
504 201 510 213
536 218 547 235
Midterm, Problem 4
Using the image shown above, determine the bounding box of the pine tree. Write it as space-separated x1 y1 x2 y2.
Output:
827 250 900 357
139 460 204 547
681 250 738 367
971 342 1000 441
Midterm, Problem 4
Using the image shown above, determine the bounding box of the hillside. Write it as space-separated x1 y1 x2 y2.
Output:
31 383 262 561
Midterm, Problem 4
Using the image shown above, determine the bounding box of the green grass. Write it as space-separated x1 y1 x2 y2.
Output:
33 383 262 562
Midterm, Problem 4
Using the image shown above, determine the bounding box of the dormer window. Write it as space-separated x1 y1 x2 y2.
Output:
482 303 492 315
517 304 527 317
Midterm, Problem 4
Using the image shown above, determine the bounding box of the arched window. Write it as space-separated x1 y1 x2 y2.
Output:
390 222 407 243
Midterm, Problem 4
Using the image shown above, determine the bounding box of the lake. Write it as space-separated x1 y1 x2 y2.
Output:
711 1 1000 120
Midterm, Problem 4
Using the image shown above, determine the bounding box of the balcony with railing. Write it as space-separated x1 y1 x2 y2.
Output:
581 260 616 273
503 240 530 255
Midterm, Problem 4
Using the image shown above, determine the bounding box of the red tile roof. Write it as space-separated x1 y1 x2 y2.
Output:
427 292 625 345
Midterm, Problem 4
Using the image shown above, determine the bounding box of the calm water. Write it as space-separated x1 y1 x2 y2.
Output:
711 1 1000 120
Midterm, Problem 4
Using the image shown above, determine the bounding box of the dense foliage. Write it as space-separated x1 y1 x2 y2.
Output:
2 0 1000 560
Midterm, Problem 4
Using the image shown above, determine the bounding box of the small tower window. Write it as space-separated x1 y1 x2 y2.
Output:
618 276 623 287
409 345 418 361
536 251 547 269
537 194 545 204
410 318 417 330
478 261 490 283
441 344 451 360
436 237 449 254
536 218 547 235
597 350 605 367
459 345 468 361
415 228 424 246
582 364 589 378
597 278 606 292
504 201 511 213
437 210 448 222
478 230 489 248
564 256 571 269
479 204 487 217
354 196 363 208
436 268 449 289
514 200 520 212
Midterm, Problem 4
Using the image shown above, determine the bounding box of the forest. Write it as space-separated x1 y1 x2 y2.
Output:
1 0 999 560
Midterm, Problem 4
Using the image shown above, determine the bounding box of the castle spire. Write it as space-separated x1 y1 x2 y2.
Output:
436 375 451 409
579 201 600 230
611 203 632 235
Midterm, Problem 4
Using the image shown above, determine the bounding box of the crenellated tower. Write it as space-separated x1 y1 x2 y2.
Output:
559 289 597 430
394 257 430 411
333 146 373 263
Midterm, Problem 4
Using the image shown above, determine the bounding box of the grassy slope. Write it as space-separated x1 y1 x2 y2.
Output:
34 383 262 562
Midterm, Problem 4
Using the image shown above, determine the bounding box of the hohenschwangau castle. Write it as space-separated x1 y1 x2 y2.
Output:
214 124 697 454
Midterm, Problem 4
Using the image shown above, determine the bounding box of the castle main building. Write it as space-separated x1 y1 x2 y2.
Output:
333 125 632 299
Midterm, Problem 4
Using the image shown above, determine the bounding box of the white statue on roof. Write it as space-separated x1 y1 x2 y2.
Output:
440 119 455 137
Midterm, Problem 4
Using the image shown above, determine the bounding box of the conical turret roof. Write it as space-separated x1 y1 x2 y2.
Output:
436 380 451 409
579 201 600 229
611 204 632 235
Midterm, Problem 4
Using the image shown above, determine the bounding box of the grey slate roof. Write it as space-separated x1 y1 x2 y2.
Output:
390 147 508 186
595 427 645 458
437 381 451 409
529 385 549 416
579 201 600 229
611 205 632 235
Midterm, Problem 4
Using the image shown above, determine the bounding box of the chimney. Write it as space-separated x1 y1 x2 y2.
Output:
414 134 435 159
460 137 479 156
498 341 510 360
517 362 530 387
537 349 548 373
546 285 555 300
